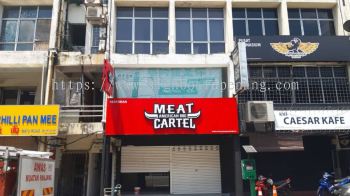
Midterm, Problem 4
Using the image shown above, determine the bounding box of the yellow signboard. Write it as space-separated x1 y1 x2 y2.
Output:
0 105 60 136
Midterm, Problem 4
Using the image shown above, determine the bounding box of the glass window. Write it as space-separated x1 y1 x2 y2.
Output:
91 26 100 54
193 20 207 41
303 20 319 35
176 8 224 54
264 20 279 35
3 7 20 18
35 19 51 42
1 89 36 105
288 8 335 36
233 8 279 36
116 7 169 54
233 20 246 36
1 90 18 104
135 19 150 41
0 6 52 51
289 20 302 36
248 20 262 35
247 8 261 18
176 20 191 41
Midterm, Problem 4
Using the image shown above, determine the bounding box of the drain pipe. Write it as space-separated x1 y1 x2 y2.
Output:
38 0 61 152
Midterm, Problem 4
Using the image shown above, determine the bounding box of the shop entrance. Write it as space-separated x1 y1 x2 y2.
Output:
120 145 221 194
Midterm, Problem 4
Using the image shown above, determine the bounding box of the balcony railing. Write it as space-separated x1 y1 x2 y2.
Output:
60 105 103 123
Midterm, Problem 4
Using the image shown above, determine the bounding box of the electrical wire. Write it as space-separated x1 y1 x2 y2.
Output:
34 131 100 148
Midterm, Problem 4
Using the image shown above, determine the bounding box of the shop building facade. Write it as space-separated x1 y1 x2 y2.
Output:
0 0 350 196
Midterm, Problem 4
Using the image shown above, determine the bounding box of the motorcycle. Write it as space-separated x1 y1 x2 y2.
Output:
317 172 350 196
255 175 292 196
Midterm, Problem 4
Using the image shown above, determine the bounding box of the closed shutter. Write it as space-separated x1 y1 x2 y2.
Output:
170 145 221 194
121 146 170 173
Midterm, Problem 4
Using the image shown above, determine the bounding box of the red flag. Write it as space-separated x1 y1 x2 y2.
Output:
101 59 114 96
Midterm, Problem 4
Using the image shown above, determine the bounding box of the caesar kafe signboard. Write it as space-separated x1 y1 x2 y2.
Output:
274 110 350 130
236 36 350 62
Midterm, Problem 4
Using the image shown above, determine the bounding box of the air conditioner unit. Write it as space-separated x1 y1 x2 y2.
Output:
84 0 101 6
245 101 275 123
86 6 103 24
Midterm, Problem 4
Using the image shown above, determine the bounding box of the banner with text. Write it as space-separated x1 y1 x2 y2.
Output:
106 98 239 135
274 110 350 130
0 105 60 136
17 157 55 196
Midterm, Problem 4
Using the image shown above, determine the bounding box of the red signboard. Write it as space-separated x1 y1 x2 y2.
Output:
106 98 239 135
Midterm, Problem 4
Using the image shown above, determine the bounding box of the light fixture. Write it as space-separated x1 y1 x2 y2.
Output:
343 20 350 32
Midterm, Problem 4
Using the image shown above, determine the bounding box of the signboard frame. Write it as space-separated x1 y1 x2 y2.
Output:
17 156 55 196
0 105 60 136
106 98 240 135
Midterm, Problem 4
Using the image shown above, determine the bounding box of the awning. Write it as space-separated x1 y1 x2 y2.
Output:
248 134 304 152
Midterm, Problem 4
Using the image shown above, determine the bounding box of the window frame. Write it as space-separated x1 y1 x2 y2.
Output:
175 8 225 54
0 88 36 105
232 8 279 36
288 8 335 36
0 6 52 51
115 7 169 54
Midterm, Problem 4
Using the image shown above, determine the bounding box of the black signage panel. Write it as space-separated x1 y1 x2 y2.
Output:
236 36 350 62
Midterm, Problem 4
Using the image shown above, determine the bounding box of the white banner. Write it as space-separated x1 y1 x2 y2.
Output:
17 157 55 196
274 110 350 130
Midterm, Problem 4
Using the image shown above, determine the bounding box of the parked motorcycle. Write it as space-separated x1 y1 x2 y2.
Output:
317 172 350 196
255 175 292 196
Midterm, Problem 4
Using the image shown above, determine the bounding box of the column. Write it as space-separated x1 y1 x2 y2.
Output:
169 0 176 54
278 0 290 35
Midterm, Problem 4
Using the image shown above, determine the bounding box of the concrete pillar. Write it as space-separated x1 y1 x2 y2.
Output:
85 22 93 54
110 0 116 53
49 0 60 49
344 0 350 35
278 0 290 35
169 0 176 54
225 0 234 53
87 153 98 196
333 2 350 36
0 5 4 35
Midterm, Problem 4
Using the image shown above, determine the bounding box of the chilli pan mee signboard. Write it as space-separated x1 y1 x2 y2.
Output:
0 105 60 136
106 98 239 135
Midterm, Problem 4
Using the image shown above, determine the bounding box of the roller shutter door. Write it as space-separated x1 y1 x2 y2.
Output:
170 145 221 194
121 146 170 173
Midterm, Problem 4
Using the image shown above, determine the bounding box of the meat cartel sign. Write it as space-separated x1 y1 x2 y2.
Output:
274 110 350 130
144 103 201 129
17 156 55 196
106 98 239 135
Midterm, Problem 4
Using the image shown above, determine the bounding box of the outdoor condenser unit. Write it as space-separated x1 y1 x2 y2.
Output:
245 101 275 123
86 7 104 24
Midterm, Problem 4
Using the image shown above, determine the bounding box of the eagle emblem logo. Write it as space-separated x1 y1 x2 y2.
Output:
270 38 319 59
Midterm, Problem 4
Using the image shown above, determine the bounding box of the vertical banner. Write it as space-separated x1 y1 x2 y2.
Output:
233 42 249 91
101 59 114 96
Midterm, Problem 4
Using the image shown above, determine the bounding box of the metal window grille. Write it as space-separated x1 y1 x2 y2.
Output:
238 66 350 105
